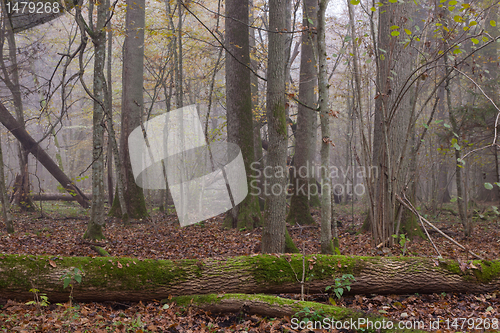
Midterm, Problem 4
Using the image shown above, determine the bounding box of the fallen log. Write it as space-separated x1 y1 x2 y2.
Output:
171 294 426 332
0 102 89 208
0 254 498 303
31 193 93 201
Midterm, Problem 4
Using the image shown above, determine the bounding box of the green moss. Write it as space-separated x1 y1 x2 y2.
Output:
83 221 105 240
272 102 287 137
171 293 426 332
475 260 500 283
109 182 148 219
285 228 299 253
287 190 315 225
242 254 368 285
0 254 200 292
223 195 262 230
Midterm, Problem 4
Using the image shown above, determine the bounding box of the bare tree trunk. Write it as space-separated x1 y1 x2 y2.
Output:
371 0 416 246
0 134 13 233
223 0 262 230
287 0 317 226
262 0 288 254
106 13 114 207
81 0 108 240
317 0 333 255
109 0 148 220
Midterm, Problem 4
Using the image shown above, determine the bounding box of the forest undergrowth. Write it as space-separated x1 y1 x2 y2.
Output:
0 201 499 332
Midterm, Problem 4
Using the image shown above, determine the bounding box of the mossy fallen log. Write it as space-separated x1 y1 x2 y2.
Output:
171 294 427 333
0 254 499 302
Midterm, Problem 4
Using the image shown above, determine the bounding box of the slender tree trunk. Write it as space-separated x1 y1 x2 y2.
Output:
177 0 184 108
262 0 288 254
106 16 114 206
223 0 262 230
445 68 470 237
317 0 334 255
287 0 317 226
84 0 108 240
0 135 13 233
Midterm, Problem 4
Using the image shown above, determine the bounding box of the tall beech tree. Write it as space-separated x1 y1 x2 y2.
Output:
109 0 148 220
287 0 318 226
261 0 289 253
370 0 417 246
223 0 262 230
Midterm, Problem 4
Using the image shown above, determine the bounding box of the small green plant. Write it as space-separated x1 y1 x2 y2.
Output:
61 268 83 306
26 288 50 313
62 268 83 288
392 234 409 256
293 307 327 323
325 274 356 299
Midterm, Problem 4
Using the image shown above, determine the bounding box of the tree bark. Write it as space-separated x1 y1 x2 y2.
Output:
262 0 288 253
0 102 90 209
223 0 262 230
371 0 416 246
287 0 317 226
80 0 108 240
172 294 426 332
109 0 148 220
317 0 334 255
0 254 498 302
0 134 13 233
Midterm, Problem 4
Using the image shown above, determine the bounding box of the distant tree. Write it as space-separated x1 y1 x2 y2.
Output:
109 0 148 220
223 0 262 230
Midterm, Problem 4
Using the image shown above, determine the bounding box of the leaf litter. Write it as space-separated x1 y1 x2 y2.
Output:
0 203 499 332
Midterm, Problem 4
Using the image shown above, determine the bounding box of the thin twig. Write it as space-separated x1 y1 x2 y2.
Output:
396 194 483 260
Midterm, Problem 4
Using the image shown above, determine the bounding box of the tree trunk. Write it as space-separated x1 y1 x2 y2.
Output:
223 0 262 230
318 0 334 255
287 0 317 226
0 102 90 209
0 134 13 233
262 0 288 253
82 0 108 240
371 0 416 246
0 7 35 212
1 254 498 302
109 0 148 220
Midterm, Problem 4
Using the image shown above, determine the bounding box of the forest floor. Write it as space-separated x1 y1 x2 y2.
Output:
0 201 499 332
